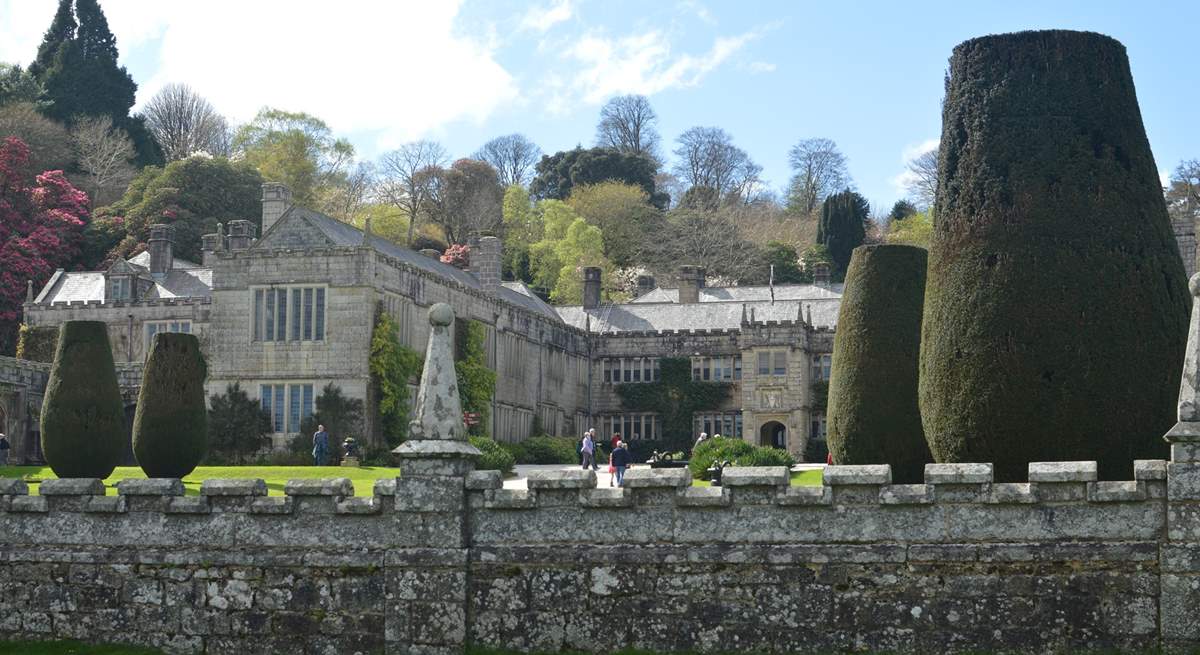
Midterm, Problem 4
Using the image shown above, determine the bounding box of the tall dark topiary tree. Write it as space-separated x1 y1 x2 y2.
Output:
133 333 208 478
827 245 932 483
40 320 125 478
817 189 868 275
920 31 1189 481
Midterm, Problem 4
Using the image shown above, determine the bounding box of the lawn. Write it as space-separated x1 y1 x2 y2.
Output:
691 468 823 488
0 641 163 655
0 465 400 497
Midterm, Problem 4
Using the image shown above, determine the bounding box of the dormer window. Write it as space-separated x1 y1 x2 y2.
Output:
109 276 132 301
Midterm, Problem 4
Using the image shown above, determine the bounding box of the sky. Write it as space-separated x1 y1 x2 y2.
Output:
1 0 1197 212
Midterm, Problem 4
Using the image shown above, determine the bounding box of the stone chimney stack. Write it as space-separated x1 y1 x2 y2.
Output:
149 224 175 275
471 236 503 293
582 267 602 309
813 262 831 286
679 266 705 304
201 231 223 266
227 220 257 251
261 183 292 235
636 275 656 298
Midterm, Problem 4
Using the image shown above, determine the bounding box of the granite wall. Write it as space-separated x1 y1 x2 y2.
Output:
5 453 1200 654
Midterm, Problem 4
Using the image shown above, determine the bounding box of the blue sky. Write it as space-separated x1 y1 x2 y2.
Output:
2 0 1197 211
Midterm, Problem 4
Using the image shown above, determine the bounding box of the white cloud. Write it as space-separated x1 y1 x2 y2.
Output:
0 0 517 149
520 0 573 33
891 138 940 195
562 29 758 105
1161 169 1172 189
747 61 776 74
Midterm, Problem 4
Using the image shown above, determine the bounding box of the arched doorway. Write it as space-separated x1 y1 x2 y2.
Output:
759 421 786 449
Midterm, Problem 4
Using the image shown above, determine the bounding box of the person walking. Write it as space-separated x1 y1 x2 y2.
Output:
611 440 631 487
607 433 621 486
588 429 599 471
0 432 10 466
312 424 330 466
580 430 595 470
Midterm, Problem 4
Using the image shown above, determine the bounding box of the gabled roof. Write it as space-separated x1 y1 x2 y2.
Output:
555 298 841 333
500 282 560 322
128 251 201 270
632 283 844 304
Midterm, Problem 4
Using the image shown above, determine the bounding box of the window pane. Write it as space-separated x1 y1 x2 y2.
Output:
254 290 263 341
653 359 660 381
273 384 285 432
692 358 701 381
302 384 314 422
265 289 275 342
288 385 300 434
277 289 288 341
147 323 158 339
303 288 313 340
632 363 641 382
291 289 301 341
774 351 787 376
734 356 742 380
623 364 631 383
261 385 272 416
603 360 611 383
702 357 711 381
181 322 191 333
758 351 770 375
315 288 326 340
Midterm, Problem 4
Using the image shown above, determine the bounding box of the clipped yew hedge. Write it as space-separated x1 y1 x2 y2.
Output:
40 321 125 479
133 333 208 478
827 245 932 483
920 30 1189 481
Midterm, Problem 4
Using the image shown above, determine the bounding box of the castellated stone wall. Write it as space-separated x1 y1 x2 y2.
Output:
8 455 1200 654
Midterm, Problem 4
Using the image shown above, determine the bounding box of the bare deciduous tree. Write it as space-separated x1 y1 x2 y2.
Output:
787 137 850 214
595 94 661 161
142 83 231 160
904 147 938 209
643 207 766 283
71 115 135 207
377 140 449 246
423 159 504 245
0 102 73 174
671 127 761 207
322 161 375 222
473 134 541 188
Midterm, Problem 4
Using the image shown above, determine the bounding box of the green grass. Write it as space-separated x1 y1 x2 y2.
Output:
691 468 823 488
0 465 400 497
0 641 163 655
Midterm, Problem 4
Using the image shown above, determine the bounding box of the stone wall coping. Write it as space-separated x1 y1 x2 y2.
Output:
925 463 993 484
1134 459 1168 480
880 484 934 505
200 479 267 496
284 478 354 496
621 467 691 489
116 479 184 496
466 470 503 490
823 465 891 485
1028 461 1098 482
38 478 106 496
676 487 730 507
374 479 397 496
720 467 789 487
0 478 29 495
526 469 596 490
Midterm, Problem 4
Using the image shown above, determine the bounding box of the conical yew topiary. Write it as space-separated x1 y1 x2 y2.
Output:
827 245 932 483
40 320 125 478
920 30 1189 481
133 332 208 478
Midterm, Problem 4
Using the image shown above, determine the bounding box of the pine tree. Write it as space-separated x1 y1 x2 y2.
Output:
817 189 868 275
28 0 75 78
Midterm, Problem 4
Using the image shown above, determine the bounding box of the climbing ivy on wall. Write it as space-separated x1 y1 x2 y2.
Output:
15 324 58 362
455 318 496 437
369 307 423 447
810 381 829 413
615 357 732 452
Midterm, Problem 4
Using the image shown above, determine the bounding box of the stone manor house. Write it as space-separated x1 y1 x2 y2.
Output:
0 184 851 464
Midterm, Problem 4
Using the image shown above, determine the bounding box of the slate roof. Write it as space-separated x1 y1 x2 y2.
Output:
499 282 561 322
35 267 214 304
555 298 841 333
632 283 844 304
128 251 202 270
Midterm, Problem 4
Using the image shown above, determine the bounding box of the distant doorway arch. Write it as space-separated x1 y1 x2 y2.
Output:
759 421 786 449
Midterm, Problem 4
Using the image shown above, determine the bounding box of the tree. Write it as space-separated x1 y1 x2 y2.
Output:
642 207 766 284
71 115 135 207
764 241 806 283
141 83 231 161
0 103 73 175
323 160 375 222
904 147 938 209
376 140 448 246
455 319 496 437
672 127 761 206
0 64 45 107
40 320 125 478
920 30 1188 482
530 146 666 209
133 332 208 478
232 107 354 209
299 383 364 445
501 184 542 282
1166 159 1200 224
0 137 89 354
93 155 263 264
474 134 541 187
885 209 932 248
27 0 75 79
817 189 868 275
565 181 662 266
595 94 661 162
787 137 850 215
35 0 161 167
206 383 271 464
370 308 422 447
888 199 918 224
423 159 504 245
827 245 932 483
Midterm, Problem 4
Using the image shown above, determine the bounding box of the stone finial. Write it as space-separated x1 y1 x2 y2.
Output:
362 216 373 246
1166 273 1200 445
392 304 481 469
26 279 33 303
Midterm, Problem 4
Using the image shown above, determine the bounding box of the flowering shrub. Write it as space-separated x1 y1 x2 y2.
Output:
440 243 470 270
0 137 90 353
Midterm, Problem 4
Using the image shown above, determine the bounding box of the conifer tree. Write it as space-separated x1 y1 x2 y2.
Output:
817 189 868 275
28 0 75 78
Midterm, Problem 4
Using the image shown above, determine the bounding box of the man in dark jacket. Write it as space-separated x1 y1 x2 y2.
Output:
611 441 632 486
